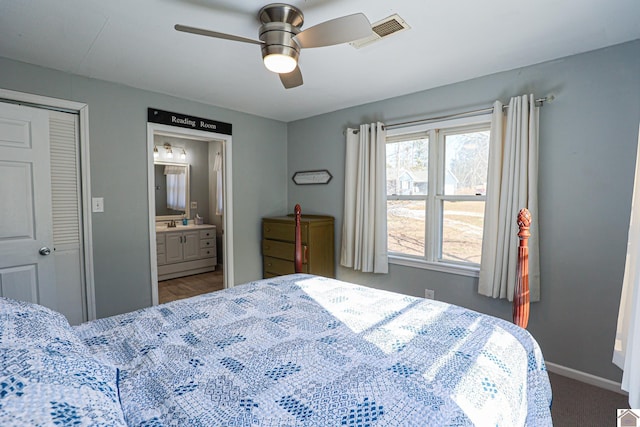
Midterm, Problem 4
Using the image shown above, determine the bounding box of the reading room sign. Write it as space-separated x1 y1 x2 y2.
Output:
148 108 232 135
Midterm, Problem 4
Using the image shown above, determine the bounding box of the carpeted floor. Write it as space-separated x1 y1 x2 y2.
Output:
549 371 629 426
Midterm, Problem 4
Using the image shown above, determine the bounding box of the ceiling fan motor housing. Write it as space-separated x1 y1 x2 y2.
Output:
258 3 304 26
258 4 305 69
259 22 301 64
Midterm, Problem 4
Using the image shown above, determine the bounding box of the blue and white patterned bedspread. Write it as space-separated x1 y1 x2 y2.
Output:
74 274 552 426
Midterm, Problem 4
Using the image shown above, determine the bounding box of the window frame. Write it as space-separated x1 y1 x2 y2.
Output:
385 114 492 277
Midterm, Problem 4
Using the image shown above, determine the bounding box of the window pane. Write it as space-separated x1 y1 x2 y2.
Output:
441 200 484 264
444 130 489 195
387 200 425 256
386 137 428 195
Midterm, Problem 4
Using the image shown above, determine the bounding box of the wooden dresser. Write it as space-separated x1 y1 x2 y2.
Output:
262 214 334 278
156 225 217 281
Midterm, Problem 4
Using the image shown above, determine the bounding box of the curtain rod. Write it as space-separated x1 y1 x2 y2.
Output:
347 95 553 133
385 96 552 130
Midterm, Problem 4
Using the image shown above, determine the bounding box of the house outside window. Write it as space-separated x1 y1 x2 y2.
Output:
386 115 491 276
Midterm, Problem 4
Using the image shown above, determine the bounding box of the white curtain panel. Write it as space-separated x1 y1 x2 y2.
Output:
213 152 223 216
478 95 540 301
613 124 640 408
340 122 388 273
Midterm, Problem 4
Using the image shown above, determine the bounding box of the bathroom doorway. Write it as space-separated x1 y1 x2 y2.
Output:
147 122 234 305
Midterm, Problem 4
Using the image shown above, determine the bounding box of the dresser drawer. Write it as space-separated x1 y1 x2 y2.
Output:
263 222 308 243
200 247 216 258
262 239 307 263
200 238 216 249
263 256 308 276
199 229 215 239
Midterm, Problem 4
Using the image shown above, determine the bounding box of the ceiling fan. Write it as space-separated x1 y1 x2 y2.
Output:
175 3 372 89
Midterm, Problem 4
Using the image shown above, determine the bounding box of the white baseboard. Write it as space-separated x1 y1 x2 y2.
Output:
545 361 628 396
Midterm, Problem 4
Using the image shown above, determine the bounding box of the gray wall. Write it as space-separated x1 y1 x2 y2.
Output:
0 57 288 318
287 40 640 382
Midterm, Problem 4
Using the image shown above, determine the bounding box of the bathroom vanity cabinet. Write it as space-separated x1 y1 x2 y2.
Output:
156 224 216 281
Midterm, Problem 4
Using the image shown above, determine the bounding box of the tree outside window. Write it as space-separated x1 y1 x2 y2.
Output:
386 121 490 270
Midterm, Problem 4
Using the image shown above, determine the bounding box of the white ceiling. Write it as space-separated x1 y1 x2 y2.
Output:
1 0 638 122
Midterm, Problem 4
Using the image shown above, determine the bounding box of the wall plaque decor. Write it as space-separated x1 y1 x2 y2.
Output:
292 170 333 185
148 108 232 135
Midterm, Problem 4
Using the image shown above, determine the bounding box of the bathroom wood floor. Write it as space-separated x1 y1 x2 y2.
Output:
158 269 224 304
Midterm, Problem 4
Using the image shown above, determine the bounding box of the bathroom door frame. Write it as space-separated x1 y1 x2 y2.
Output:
147 123 234 305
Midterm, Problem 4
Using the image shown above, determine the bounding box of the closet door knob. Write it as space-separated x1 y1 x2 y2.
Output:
39 247 51 256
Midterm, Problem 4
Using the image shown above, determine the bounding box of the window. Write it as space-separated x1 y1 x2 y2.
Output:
386 117 490 274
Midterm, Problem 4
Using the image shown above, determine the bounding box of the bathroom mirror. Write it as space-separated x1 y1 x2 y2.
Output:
154 161 190 220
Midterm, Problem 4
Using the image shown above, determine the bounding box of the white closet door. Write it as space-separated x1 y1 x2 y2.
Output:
0 102 57 310
49 110 85 324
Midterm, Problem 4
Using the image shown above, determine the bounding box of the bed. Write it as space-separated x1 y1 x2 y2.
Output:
0 209 551 426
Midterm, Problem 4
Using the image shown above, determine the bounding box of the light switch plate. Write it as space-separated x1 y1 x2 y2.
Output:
92 197 104 213
190 201 198 209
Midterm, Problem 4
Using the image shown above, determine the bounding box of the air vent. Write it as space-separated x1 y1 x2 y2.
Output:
350 14 410 49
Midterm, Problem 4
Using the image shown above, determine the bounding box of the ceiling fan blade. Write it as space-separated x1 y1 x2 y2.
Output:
293 13 371 48
280 66 303 89
174 24 263 45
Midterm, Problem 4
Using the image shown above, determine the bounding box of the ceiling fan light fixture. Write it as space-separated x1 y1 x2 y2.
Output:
176 3 369 87
264 53 297 73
